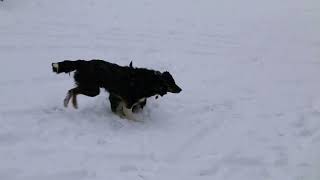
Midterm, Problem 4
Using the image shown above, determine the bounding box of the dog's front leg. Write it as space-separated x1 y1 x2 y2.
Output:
122 99 137 120
122 105 135 120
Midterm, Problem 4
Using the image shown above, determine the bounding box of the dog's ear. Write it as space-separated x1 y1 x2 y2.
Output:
154 71 161 76
129 61 133 69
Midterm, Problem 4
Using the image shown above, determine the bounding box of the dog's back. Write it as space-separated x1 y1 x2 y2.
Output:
52 60 133 95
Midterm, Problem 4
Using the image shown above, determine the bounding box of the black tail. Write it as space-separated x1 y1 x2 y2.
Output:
52 60 86 74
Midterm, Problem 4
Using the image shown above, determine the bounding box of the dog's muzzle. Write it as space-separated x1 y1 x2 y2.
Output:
168 84 182 93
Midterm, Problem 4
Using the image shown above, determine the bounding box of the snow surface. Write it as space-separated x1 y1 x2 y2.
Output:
0 0 320 179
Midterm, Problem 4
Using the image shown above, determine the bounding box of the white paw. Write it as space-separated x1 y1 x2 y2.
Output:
121 103 137 121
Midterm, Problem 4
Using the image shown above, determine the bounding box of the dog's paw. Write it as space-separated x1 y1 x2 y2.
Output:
121 105 140 121
123 107 135 120
132 106 141 113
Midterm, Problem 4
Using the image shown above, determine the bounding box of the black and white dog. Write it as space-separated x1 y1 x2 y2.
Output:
52 60 182 119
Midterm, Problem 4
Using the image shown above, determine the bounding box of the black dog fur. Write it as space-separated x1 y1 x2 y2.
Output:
52 59 182 118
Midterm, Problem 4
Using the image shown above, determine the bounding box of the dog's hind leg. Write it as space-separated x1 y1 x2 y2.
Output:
64 91 73 108
64 86 100 109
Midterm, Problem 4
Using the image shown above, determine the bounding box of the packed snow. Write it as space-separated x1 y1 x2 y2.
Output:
0 0 320 179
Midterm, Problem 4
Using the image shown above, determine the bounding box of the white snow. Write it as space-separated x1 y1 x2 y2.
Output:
1 0 320 179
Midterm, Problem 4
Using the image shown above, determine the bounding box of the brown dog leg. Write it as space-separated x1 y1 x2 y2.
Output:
64 90 73 108
63 87 100 109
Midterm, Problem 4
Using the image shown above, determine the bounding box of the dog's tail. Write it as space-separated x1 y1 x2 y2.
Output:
52 60 86 74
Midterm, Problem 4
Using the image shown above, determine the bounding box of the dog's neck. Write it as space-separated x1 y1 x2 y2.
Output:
145 71 167 97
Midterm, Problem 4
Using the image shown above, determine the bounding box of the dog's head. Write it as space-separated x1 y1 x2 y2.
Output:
158 71 182 96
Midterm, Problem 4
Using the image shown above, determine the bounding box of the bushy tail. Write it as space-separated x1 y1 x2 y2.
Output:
52 60 86 74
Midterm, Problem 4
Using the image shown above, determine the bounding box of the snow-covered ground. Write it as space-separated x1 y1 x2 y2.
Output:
0 0 320 179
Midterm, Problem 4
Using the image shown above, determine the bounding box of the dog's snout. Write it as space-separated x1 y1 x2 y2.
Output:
174 86 182 93
176 86 182 93
169 85 182 93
